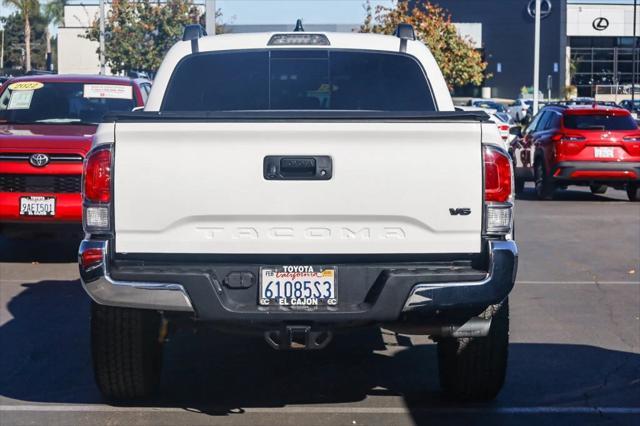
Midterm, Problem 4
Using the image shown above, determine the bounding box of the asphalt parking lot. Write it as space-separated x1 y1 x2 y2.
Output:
0 184 638 426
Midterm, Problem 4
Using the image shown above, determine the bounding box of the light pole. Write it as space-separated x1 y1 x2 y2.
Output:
0 29 4 70
533 0 541 114
632 0 637 103
99 0 106 75
205 0 216 35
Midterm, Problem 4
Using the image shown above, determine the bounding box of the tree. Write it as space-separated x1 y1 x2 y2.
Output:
2 0 40 71
43 0 66 71
0 10 48 70
360 0 488 89
84 0 223 75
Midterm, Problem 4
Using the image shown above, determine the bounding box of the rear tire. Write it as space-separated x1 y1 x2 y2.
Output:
590 184 607 195
627 183 640 201
437 300 509 402
91 302 163 401
534 161 555 200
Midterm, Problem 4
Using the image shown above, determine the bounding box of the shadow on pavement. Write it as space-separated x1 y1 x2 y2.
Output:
0 235 80 263
0 279 639 422
516 187 629 202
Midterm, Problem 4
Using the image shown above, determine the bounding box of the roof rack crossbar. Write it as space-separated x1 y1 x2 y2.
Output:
394 23 415 53
183 24 207 54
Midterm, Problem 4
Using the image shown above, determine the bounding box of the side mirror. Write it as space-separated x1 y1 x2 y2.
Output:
509 126 523 137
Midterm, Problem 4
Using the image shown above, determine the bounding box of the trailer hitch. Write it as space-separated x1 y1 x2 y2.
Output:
264 325 333 350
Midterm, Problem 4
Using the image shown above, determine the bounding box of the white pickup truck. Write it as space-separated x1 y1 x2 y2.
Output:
79 24 517 402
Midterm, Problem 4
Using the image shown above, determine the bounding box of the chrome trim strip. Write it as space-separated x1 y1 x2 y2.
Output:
402 240 517 311
0 154 83 162
78 239 194 312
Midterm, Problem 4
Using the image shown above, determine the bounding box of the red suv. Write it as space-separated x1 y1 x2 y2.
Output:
0 75 151 235
511 104 640 201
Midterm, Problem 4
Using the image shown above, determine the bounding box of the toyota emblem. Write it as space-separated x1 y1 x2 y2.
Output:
593 17 610 31
29 153 50 167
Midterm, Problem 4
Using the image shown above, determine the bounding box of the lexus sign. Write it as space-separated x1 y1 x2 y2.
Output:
527 0 553 19
592 17 610 31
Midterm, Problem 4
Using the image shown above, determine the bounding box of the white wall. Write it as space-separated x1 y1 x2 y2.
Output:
58 5 109 74
568 4 640 37
57 28 110 74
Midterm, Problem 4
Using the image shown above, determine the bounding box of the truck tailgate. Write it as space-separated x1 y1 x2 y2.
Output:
113 121 482 254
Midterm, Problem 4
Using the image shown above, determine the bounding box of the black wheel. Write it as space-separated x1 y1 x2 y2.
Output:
534 161 555 200
437 300 509 402
590 184 607 195
514 178 525 195
91 302 163 401
627 183 640 201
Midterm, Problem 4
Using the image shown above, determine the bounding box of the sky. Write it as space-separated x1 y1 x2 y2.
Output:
0 0 394 24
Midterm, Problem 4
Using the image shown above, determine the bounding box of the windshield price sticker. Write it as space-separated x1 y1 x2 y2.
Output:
83 84 133 100
8 81 44 91
7 90 34 110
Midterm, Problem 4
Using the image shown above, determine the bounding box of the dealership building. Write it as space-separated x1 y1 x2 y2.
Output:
59 0 640 99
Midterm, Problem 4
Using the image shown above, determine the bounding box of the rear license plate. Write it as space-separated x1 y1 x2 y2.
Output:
259 266 337 306
19 196 56 216
594 147 614 158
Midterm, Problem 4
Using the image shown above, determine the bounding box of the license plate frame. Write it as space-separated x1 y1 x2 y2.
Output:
594 147 615 158
259 266 337 307
19 196 56 217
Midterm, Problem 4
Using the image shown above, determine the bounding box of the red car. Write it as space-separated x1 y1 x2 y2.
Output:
511 104 640 201
0 74 151 235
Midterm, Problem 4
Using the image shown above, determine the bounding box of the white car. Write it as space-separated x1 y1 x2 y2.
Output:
457 106 514 150
78 24 517 403
507 99 530 122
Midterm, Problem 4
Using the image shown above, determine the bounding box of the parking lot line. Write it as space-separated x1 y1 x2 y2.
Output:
518 281 640 285
0 405 639 415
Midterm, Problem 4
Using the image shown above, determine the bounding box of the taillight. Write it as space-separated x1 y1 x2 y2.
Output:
551 133 585 142
83 145 113 233
484 146 512 203
84 148 111 203
483 145 513 237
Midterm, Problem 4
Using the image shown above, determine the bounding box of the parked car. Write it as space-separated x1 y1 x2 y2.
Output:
0 74 151 236
507 99 530 122
457 106 514 149
468 99 512 123
79 25 517 403
619 99 640 112
510 104 640 200
619 99 640 120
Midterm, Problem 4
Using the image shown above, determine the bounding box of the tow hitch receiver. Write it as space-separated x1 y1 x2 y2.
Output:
265 325 333 350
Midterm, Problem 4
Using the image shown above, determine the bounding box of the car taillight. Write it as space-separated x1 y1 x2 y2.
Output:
551 133 585 142
484 146 512 203
83 145 113 233
499 125 510 132
84 148 111 203
483 145 513 236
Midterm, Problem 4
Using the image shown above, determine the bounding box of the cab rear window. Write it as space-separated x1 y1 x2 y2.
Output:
161 50 436 112
563 114 638 131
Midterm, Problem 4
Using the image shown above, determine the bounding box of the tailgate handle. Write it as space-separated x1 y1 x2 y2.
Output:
264 156 332 180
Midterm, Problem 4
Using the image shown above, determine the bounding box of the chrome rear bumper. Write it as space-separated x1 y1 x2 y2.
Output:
78 239 194 312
